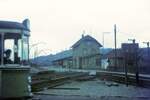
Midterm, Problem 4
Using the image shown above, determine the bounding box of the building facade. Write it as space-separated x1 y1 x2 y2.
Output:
106 43 140 73
122 43 139 73
106 49 124 71
51 35 103 69
52 50 73 68
72 35 102 69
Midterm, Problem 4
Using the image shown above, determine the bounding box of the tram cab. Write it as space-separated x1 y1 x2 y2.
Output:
0 19 31 98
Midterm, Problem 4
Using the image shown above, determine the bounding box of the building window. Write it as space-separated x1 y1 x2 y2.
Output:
22 35 29 65
74 59 76 66
83 58 85 65
83 48 87 55
96 58 100 66
87 58 89 65
91 48 97 55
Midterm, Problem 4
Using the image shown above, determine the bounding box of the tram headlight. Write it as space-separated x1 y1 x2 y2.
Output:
28 85 31 92
28 76 32 83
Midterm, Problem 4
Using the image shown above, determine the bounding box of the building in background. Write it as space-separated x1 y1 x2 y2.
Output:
50 35 103 69
71 35 102 69
52 50 73 68
106 43 140 73
106 49 124 71
31 39 150 74
122 43 139 73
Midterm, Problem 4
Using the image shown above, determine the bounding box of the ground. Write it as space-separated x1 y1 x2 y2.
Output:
33 78 150 100
33 95 150 100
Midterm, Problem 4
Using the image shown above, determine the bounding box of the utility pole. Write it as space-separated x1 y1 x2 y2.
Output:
114 24 117 70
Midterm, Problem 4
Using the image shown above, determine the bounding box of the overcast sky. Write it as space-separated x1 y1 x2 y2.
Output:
0 0 150 56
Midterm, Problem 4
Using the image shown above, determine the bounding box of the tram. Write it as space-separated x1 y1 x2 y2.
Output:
0 19 32 99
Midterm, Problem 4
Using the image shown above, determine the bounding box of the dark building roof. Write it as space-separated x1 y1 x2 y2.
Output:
0 20 30 31
121 43 139 53
31 50 73 65
53 49 73 61
71 35 102 48
106 49 123 58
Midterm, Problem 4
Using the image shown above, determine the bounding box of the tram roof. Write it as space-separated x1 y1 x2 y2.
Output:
0 21 30 31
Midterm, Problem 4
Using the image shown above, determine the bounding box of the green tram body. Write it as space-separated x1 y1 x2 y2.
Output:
0 19 32 99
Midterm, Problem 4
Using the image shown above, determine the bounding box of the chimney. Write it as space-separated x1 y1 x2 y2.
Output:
82 34 84 38
133 39 135 44
82 30 85 38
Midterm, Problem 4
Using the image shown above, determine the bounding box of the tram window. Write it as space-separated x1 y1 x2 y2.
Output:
0 34 2 64
0 32 29 65
18 39 22 62
4 39 22 64
22 35 29 65
4 39 14 64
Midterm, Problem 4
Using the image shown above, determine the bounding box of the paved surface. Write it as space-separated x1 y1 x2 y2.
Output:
33 95 150 100
34 79 150 100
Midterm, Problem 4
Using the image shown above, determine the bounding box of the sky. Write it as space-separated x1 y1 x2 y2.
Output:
0 0 150 56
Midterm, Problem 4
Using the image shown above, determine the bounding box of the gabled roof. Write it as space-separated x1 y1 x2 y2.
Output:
0 20 30 31
71 35 102 48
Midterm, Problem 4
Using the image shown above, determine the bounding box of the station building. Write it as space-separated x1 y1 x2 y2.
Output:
52 35 103 69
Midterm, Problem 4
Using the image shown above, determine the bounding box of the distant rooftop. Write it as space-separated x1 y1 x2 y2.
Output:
52 49 73 61
71 35 102 48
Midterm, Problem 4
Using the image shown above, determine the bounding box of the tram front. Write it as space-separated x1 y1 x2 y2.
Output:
0 19 32 99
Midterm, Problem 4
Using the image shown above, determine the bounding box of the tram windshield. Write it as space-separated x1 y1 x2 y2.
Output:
0 32 29 66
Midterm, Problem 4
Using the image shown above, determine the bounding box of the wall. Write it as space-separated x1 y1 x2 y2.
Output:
72 41 101 69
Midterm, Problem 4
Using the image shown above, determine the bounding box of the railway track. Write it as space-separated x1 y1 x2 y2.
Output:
31 71 88 92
